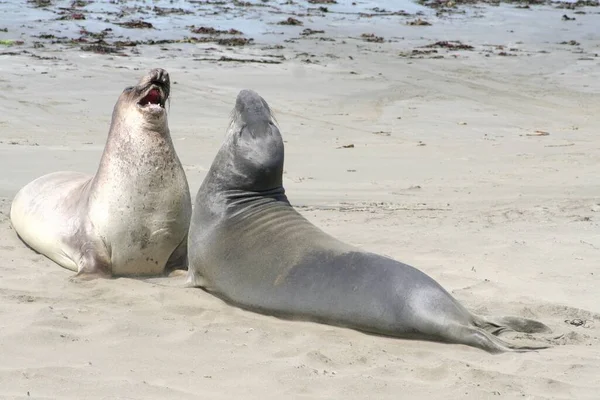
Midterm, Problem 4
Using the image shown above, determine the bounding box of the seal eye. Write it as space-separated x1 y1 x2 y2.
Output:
124 86 134 92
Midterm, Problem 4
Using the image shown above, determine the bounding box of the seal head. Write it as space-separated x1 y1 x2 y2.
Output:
213 89 284 193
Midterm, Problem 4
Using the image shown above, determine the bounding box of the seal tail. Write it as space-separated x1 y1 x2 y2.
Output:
446 324 551 354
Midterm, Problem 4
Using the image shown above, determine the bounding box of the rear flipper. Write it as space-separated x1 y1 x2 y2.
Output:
474 315 551 335
446 324 551 354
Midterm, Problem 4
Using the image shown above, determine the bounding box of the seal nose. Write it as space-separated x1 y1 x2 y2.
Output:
235 89 271 126
149 68 169 87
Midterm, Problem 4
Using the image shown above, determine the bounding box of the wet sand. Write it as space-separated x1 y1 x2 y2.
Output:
1 0 599 399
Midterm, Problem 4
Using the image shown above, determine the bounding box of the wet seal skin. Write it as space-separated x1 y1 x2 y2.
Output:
10 68 191 278
187 89 551 353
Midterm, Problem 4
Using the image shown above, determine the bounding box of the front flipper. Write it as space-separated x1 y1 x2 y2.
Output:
72 237 112 279
184 264 212 290
165 234 188 275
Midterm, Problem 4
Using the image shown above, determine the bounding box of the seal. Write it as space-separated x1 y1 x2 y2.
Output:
10 68 191 277
187 89 551 353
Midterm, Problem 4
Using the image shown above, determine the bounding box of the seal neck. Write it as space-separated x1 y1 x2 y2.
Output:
90 106 176 194
223 187 287 204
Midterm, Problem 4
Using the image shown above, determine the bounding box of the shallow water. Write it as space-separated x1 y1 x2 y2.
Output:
0 0 427 44
0 0 597 51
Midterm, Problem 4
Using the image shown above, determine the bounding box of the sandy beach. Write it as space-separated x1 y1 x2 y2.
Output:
1 0 599 398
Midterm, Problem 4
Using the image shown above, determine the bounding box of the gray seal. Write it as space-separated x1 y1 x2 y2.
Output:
187 89 550 353
11 68 191 277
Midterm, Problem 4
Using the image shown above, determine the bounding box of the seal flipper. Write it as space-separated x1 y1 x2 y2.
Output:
165 234 188 275
71 237 112 279
446 324 551 354
474 315 552 335
185 264 213 290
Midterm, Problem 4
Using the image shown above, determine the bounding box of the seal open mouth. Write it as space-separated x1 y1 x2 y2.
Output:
138 84 167 113
140 88 161 106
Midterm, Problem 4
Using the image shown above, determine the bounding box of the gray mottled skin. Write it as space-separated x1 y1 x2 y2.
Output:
187 90 550 353
11 68 191 277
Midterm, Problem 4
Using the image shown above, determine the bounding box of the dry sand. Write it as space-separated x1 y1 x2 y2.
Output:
0 0 599 399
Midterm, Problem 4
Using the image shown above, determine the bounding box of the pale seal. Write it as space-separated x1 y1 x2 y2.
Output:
187 89 551 353
10 68 191 277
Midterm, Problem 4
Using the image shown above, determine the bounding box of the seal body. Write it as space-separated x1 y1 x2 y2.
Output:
187 89 551 353
10 68 191 277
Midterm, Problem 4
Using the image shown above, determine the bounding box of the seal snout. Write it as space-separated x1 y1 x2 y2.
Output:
137 69 170 112
235 89 272 126
143 68 170 91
